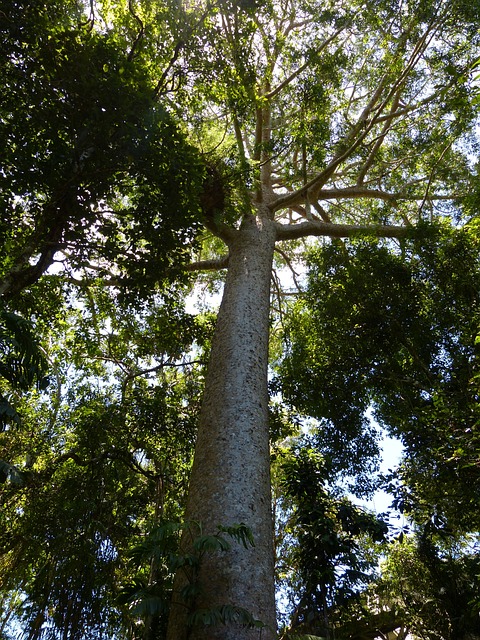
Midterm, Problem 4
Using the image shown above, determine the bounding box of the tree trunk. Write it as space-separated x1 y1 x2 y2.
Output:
167 213 277 640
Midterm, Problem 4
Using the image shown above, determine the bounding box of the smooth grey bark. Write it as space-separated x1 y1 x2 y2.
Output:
167 213 277 640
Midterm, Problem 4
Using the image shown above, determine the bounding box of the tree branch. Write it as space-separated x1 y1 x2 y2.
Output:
184 255 230 272
372 82 450 124
264 28 344 100
0 244 58 301
202 215 238 245
418 140 454 215
54 449 158 481
123 358 206 384
357 89 402 184
274 246 303 292
317 186 456 202
274 219 409 241
271 184 455 213
127 0 145 62
269 17 444 216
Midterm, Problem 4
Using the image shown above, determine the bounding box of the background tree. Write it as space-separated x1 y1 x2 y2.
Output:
0 278 209 639
374 533 480 640
275 445 388 639
0 0 204 300
274 223 480 639
0 305 48 433
276 224 480 532
0 1 210 635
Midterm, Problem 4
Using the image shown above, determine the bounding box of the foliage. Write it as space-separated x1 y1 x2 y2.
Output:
0 2 207 629
0 279 206 639
118 520 262 638
0 305 48 430
1 0 480 637
276 445 388 638
376 532 480 640
277 224 480 530
0 303 49 490
0 0 204 301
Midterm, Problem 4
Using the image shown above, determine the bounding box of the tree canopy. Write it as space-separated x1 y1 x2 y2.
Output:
0 0 204 301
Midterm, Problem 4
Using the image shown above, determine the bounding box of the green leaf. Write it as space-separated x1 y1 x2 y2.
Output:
217 523 255 548
193 534 231 553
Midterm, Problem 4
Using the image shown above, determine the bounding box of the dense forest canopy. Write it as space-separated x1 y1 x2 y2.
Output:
1 0 479 639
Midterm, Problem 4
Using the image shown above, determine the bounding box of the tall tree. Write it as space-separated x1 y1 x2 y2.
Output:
374 532 480 640
1 1 480 638
275 445 389 639
0 278 207 639
164 2 479 638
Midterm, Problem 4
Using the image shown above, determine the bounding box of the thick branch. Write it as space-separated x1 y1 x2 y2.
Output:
184 255 230 272
318 187 456 202
357 90 402 184
270 115 383 212
272 184 454 213
372 81 451 125
202 216 237 245
153 3 212 97
274 219 409 241
0 188 81 300
54 449 157 481
121 359 207 399
336 608 408 640
0 244 58 301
